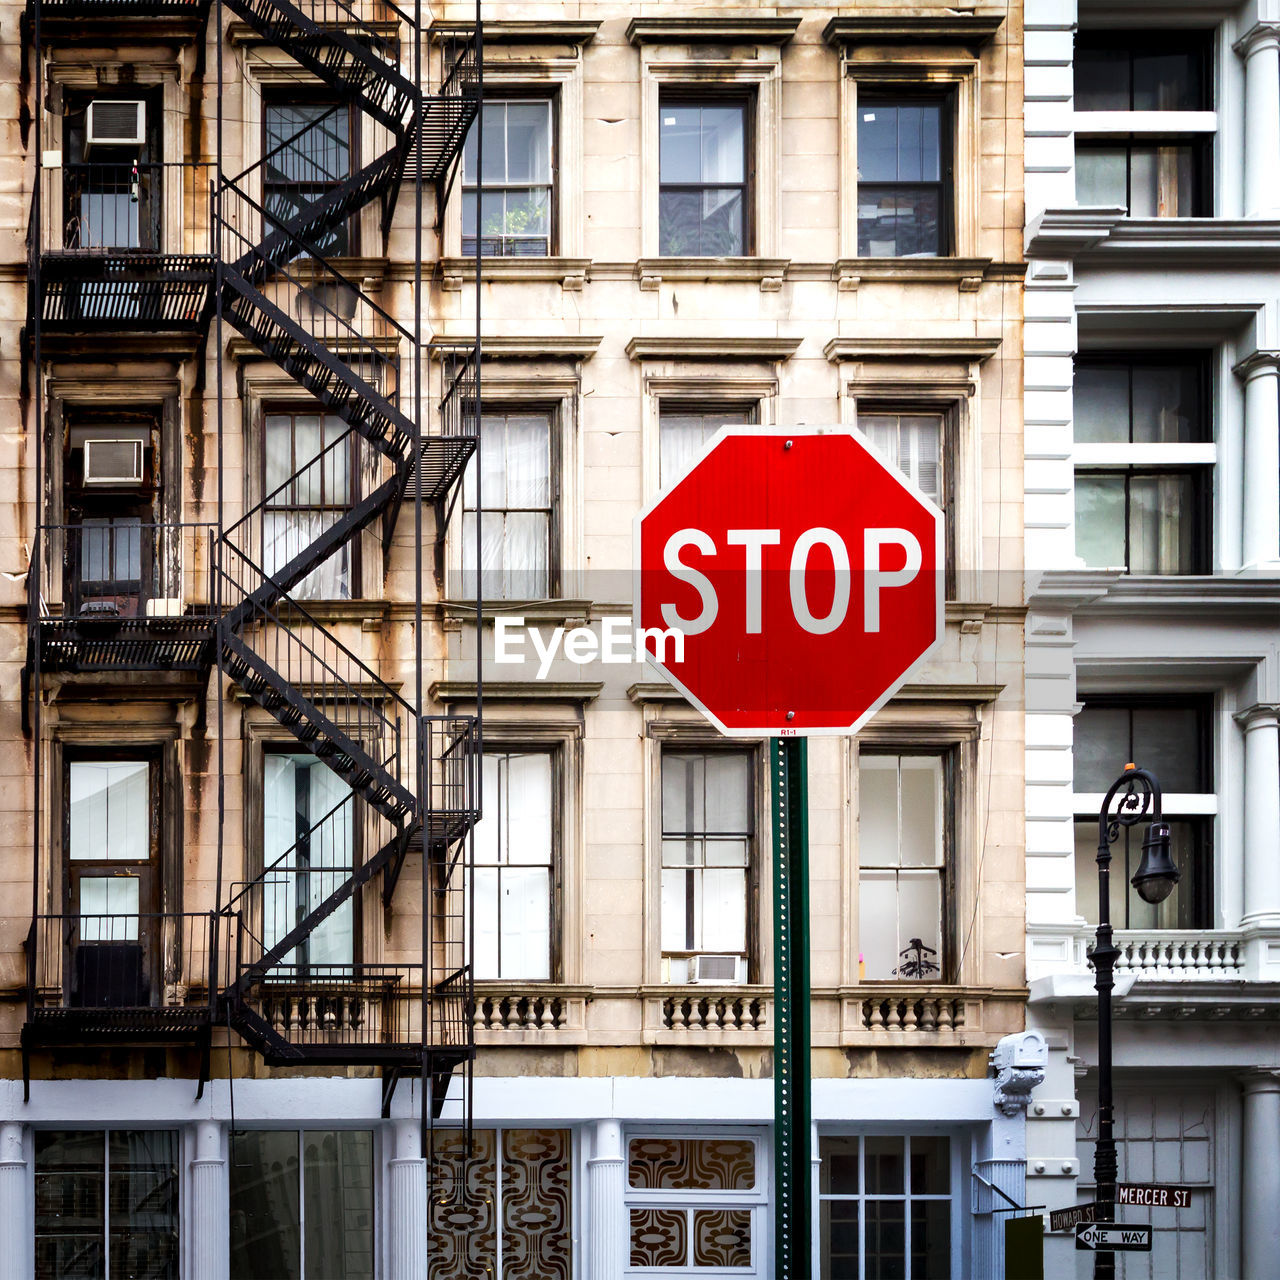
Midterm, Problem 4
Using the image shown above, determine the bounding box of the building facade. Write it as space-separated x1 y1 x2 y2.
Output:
0 2 1030 1278
1023 1 1280 1276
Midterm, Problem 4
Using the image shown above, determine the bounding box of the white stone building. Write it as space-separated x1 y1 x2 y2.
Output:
1023 1 1280 1276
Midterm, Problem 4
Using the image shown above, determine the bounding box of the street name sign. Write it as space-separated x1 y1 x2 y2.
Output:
635 427 944 736
1075 1224 1153 1252
1117 1183 1197 1209
1048 1202 1100 1232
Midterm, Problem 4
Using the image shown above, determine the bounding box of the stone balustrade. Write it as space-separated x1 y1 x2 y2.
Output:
1073 930 1245 980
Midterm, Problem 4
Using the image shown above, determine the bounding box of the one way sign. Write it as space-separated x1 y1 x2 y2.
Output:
1075 1223 1153 1252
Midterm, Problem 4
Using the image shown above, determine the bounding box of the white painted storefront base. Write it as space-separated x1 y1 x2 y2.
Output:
0 1073 1030 1279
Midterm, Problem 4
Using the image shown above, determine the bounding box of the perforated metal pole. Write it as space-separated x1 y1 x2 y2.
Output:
772 737 811 1278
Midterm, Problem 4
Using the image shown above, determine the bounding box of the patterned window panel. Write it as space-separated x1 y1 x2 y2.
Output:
627 1136 760 1270
428 1128 572 1280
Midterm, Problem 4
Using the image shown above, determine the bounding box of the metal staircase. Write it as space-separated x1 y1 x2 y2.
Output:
210 0 480 1079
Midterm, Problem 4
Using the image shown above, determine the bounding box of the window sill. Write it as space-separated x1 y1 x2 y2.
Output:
440 256 591 291
634 257 790 291
831 256 1001 291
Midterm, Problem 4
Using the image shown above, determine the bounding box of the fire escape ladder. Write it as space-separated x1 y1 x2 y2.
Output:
208 0 479 1068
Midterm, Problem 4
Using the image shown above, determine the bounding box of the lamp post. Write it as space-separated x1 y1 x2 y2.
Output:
1091 764 1181 1280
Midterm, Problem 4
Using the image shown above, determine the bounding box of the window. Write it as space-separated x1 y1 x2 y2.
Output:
65 755 158 1007
818 1135 953 1280
262 753 356 972
461 409 554 600
856 96 951 257
63 90 163 251
263 409 357 600
1074 32 1212 218
659 406 754 490
857 755 948 981
463 98 555 256
659 97 750 256
471 751 554 981
229 1130 373 1280
858 412 943 507
428 1128 573 1279
626 1135 764 1271
36 1129 179 1280
1073 354 1212 575
263 99 354 257
1073 698 1214 929
661 750 754 983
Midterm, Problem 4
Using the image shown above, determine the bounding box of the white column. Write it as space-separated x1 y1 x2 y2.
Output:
190 1121 228 1280
0 1124 27 1280
1239 705 1280 929
587 1119 626 1280
1237 24 1280 217
389 1120 427 1280
1235 353 1280 568
1242 1072 1280 1279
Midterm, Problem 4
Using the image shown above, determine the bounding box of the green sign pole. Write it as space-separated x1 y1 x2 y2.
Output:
772 737 811 1278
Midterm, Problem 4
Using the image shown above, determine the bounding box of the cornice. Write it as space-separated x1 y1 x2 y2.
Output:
437 257 591 290
633 257 790 289
626 336 803 362
430 20 600 46
431 680 604 705
1030 570 1280 614
824 336 1002 363
830 256 1007 290
823 15 1004 48
1027 208 1280 262
427 335 602 361
627 17 799 46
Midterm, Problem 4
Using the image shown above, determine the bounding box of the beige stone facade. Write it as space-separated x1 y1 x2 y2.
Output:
0 1 1027 1275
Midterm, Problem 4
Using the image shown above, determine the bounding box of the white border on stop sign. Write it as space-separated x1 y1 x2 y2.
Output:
633 425 946 738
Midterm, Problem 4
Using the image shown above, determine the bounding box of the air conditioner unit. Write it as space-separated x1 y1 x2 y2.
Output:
86 100 146 151
83 439 144 486
690 954 744 985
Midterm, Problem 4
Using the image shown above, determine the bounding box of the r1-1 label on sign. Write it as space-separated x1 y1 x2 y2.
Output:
1075 1223 1153 1252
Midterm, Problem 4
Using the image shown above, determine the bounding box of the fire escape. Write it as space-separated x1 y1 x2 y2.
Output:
21 0 483 1127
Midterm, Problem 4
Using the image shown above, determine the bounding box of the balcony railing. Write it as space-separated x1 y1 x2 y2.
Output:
32 163 215 329
26 912 215 1037
1075 929 1246 980
30 523 218 674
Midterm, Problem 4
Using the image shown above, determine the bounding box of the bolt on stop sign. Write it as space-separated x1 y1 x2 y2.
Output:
636 427 944 736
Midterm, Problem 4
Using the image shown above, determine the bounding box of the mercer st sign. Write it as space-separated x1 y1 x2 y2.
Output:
635 428 944 736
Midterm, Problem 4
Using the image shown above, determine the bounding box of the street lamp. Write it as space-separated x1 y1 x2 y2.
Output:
1091 764 1180 1279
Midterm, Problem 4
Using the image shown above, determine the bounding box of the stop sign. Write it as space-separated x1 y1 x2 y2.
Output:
636 427 943 736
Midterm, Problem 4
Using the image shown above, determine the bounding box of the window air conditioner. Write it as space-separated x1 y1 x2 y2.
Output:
690 954 743 984
83 439 144 486
86 100 146 151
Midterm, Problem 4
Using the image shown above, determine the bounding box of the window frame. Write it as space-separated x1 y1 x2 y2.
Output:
854 90 955 258
855 748 956 983
623 1129 767 1275
657 400 758 492
260 90 360 257
658 744 761 985
259 746 364 976
657 90 755 258
1073 30 1213 114
842 58 979 260
1071 694 1216 931
227 1127 376 1280
1073 135 1212 218
1072 350 1215 576
459 403 561 602
817 1131 963 1280
260 404 363 601
34 1127 182 1280
462 91 559 258
470 745 563 982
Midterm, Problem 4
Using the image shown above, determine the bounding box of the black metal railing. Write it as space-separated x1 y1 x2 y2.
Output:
34 522 217 622
28 912 215 1014
38 161 214 258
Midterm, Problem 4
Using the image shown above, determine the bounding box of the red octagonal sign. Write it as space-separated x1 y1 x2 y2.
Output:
636 428 944 736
